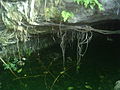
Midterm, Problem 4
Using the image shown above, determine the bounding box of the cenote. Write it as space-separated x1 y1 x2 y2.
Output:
0 0 120 90
0 20 119 90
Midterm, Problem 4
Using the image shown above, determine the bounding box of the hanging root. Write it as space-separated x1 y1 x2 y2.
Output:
60 31 67 69
76 31 92 66
58 29 93 69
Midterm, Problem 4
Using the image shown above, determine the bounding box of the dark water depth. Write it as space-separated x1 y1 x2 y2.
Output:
0 32 120 90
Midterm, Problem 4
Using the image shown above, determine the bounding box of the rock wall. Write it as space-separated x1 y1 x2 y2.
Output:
64 0 120 23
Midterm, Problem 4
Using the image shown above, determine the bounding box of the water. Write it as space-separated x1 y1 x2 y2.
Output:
0 33 120 90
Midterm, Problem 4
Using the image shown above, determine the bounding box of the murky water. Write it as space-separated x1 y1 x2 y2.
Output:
0 33 120 90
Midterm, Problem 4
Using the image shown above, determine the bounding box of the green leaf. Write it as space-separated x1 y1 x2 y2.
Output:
4 64 10 70
73 0 104 10
67 86 74 90
9 63 15 68
17 68 22 73
85 85 92 89
61 11 74 22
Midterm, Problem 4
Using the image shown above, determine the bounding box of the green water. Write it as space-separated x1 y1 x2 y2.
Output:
0 33 120 90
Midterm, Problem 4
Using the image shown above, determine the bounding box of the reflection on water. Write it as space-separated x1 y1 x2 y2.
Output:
0 33 120 90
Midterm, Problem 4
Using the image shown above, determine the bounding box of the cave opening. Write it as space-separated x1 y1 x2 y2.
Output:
83 19 120 68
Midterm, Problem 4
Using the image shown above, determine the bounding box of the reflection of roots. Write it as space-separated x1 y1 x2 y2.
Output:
59 30 92 68
76 31 92 66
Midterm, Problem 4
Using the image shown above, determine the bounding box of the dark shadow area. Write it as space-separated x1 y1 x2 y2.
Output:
91 19 120 30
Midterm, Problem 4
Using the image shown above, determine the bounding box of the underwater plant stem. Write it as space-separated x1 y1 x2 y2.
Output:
50 74 61 90
13 74 44 80
50 66 73 90
0 57 18 78
60 31 66 69
0 57 7 66
9 68 18 78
